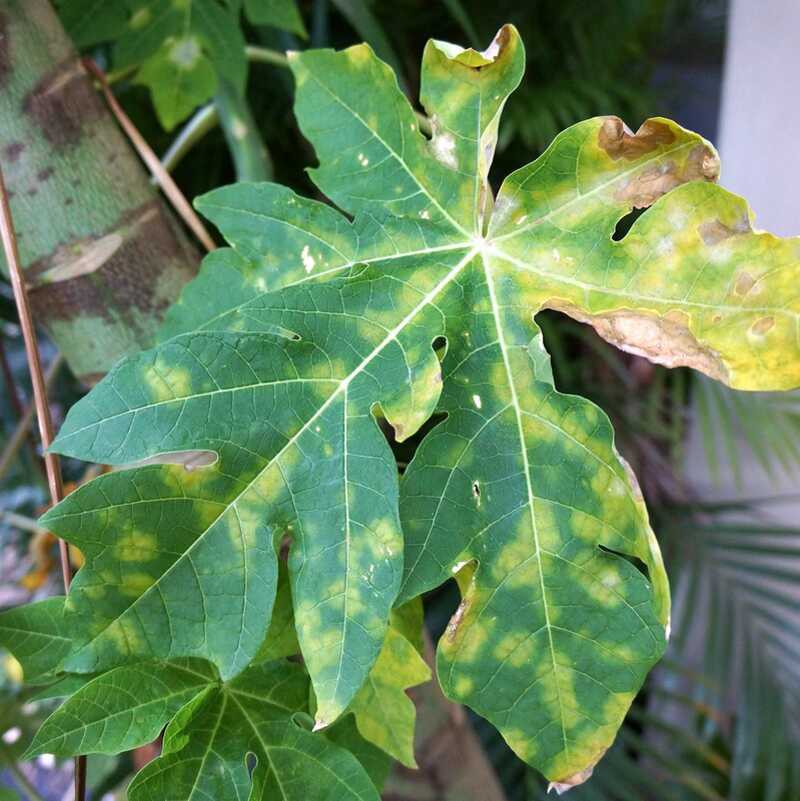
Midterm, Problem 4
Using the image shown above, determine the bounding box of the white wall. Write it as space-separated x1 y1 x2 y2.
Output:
717 0 800 237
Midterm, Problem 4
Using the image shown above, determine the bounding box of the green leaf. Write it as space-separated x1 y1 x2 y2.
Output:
258 575 429 765
24 660 216 758
126 661 379 801
56 0 127 47
389 597 425 654
61 0 250 128
244 0 307 37
136 39 218 130
0 598 71 682
45 22 800 788
0 788 20 801
348 623 430 767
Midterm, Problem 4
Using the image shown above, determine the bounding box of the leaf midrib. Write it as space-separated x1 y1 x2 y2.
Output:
483 255 570 759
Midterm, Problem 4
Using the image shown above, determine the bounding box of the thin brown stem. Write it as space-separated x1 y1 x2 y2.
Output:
0 337 46 476
0 163 87 800
83 58 216 254
0 352 63 483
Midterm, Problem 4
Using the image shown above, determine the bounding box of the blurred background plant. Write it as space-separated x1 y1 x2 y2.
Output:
3 1 799 799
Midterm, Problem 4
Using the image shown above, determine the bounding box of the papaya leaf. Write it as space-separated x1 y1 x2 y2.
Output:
129 667 380 801
55 0 126 47
26 659 380 801
44 23 800 787
30 674 95 702
0 598 71 682
24 660 216 758
253 561 300 663
136 38 218 130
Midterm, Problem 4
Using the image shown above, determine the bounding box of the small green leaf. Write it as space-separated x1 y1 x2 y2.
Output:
72 0 249 128
24 660 215 758
192 0 247 92
114 0 183 68
0 598 71 682
348 624 430 767
389 597 425 654
127 661 379 801
137 39 218 130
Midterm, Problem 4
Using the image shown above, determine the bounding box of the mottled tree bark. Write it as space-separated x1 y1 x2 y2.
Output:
0 0 199 383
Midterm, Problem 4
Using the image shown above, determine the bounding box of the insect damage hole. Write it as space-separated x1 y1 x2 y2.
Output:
611 206 649 241
472 480 481 507
598 545 649 580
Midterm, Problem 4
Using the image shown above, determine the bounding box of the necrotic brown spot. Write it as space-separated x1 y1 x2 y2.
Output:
544 299 729 384
734 272 756 296
750 316 774 336
598 117 676 161
699 215 750 246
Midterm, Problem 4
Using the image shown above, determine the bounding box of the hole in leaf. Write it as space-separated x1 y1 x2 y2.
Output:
611 206 649 241
598 545 650 581
471 480 481 505
125 449 218 471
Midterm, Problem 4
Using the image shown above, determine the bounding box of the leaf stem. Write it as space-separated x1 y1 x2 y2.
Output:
0 337 46 477
0 507 48 534
160 103 219 175
0 166 87 799
246 44 291 68
215 78 274 181
0 353 64 484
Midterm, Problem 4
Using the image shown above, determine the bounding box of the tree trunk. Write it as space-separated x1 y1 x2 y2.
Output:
0 0 199 383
